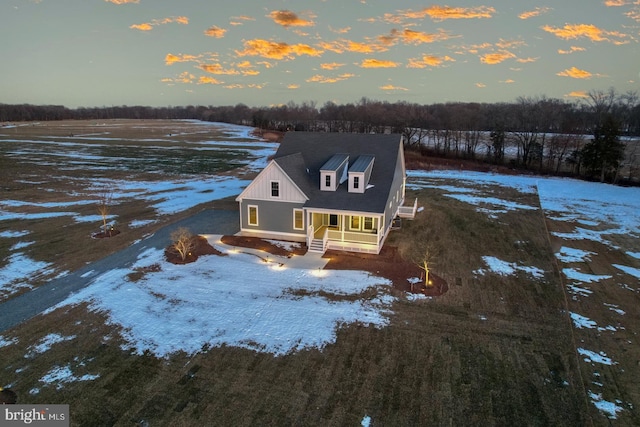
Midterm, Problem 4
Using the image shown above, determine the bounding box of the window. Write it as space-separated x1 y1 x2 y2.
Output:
271 181 280 198
293 209 304 230
248 205 258 226
329 214 338 227
325 175 331 188
353 176 360 189
350 216 360 230
364 217 374 231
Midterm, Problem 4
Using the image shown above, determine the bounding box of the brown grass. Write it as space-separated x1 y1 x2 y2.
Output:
2 120 638 426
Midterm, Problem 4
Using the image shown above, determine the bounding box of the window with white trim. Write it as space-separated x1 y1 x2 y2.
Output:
270 181 280 198
350 216 360 230
248 205 258 226
353 176 360 189
364 217 374 231
293 209 304 230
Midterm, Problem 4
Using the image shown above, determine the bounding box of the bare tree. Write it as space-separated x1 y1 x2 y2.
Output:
416 247 437 288
97 187 114 236
170 227 196 261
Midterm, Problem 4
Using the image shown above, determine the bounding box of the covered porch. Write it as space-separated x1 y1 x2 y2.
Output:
306 210 385 254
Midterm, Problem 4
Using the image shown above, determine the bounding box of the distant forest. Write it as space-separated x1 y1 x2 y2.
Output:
2 88 639 184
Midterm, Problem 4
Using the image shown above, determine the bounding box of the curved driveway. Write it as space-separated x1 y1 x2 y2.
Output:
0 209 239 333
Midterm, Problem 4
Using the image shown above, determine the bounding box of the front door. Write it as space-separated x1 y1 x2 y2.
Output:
329 214 339 228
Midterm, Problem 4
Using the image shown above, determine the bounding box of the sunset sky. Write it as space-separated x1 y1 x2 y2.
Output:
1 0 639 108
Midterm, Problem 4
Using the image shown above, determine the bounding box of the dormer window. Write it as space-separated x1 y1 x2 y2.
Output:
348 155 375 193
270 180 280 198
320 153 349 192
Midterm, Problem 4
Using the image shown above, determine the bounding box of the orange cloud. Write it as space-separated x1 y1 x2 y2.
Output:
288 84 300 89
164 71 195 84
198 76 223 85
204 26 226 38
198 63 240 75
236 39 323 60
541 23 628 44
130 23 152 31
407 54 455 68
359 59 400 68
230 16 255 26
306 73 355 84
394 28 453 45
130 16 189 31
386 5 495 23
380 84 408 91
495 39 525 49
604 0 626 5
626 9 640 22
164 53 203 65
318 39 388 54
105 0 139 3
321 62 345 70
558 46 586 54
269 10 315 27
518 7 551 19
475 83 486 88
329 26 351 34
516 57 538 63
480 50 516 64
566 90 589 98
557 67 593 79
500 79 515 84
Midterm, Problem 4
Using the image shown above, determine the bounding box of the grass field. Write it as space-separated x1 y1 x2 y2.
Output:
1 120 639 426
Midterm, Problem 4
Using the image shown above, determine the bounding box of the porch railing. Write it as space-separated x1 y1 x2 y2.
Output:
322 228 329 251
307 224 314 247
398 198 418 219
327 229 379 245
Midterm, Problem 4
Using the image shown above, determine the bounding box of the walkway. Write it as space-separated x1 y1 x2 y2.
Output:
205 234 329 270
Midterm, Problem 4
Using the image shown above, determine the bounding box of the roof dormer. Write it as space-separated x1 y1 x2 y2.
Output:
320 153 349 191
348 155 375 193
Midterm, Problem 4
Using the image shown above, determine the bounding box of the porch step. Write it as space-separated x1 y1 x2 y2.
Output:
308 238 326 254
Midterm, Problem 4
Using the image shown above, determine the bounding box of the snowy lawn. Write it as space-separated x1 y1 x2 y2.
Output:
54 242 393 357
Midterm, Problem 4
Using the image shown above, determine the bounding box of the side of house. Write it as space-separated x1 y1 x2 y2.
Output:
235 132 413 254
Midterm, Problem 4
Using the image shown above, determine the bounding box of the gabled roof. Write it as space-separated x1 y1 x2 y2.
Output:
273 132 404 213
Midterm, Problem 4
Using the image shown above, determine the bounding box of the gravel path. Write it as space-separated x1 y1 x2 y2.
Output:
0 209 239 332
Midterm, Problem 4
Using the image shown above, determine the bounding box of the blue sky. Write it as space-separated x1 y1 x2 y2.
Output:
1 0 639 108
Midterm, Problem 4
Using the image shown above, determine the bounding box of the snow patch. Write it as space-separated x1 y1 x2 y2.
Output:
578 348 616 365
555 247 594 263
563 268 612 283
474 256 544 278
589 391 623 419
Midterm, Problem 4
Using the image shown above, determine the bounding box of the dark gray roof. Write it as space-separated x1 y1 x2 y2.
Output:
349 155 375 173
273 132 403 213
320 153 349 171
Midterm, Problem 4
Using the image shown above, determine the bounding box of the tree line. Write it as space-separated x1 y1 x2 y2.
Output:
1 88 638 184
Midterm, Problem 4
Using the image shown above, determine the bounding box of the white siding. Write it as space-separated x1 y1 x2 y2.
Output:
237 161 307 202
